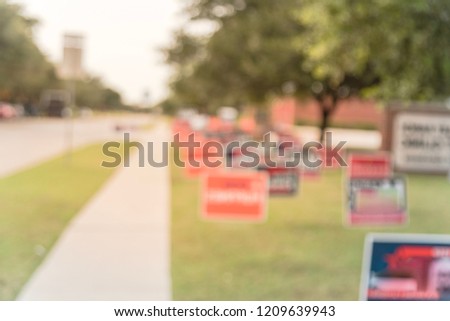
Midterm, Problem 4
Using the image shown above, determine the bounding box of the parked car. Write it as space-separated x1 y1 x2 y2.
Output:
40 90 71 117
0 102 17 119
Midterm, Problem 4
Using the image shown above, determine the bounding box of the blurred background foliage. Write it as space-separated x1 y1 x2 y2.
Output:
162 0 450 139
0 0 58 103
1 0 449 115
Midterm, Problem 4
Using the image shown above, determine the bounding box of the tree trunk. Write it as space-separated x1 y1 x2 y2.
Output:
254 104 271 139
318 97 338 143
319 107 331 143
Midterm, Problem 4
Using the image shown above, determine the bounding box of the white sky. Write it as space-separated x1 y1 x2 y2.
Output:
12 0 185 105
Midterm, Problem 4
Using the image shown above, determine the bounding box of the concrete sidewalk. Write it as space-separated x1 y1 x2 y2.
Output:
18 124 171 300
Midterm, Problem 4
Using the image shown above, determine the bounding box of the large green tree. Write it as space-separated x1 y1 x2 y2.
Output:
298 0 450 119
164 0 306 113
166 0 450 140
0 0 59 102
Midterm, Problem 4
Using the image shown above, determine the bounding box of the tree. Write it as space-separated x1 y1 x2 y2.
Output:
298 0 450 139
0 0 124 111
165 0 307 114
0 0 59 103
74 77 123 109
102 87 123 109
166 0 450 141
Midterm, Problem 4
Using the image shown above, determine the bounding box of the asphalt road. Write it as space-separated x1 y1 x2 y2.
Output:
0 115 153 178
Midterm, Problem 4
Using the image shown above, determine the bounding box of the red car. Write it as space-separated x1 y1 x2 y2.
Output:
0 102 17 119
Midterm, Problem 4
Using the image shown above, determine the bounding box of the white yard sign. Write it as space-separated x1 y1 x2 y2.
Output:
393 112 450 173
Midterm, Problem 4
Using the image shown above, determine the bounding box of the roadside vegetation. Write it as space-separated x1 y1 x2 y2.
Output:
0 144 120 299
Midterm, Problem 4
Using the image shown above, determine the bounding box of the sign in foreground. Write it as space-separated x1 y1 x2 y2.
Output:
361 234 450 301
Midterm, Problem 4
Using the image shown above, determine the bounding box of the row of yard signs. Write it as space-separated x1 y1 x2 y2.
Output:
358 103 450 300
345 153 408 227
175 119 412 227
172 115 328 223
174 102 450 300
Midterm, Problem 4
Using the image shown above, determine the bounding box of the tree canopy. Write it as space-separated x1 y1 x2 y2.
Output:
298 0 450 101
74 77 123 109
165 0 306 111
0 0 58 102
164 0 450 138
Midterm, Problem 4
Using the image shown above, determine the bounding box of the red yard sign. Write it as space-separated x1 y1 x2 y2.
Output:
172 118 197 141
348 153 391 178
239 116 256 134
183 136 223 178
201 171 268 222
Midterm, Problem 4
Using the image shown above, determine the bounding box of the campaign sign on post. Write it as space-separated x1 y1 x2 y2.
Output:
347 176 407 226
348 153 391 178
361 234 450 301
201 171 268 222
258 166 300 196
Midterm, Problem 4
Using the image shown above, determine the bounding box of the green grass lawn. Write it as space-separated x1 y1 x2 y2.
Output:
171 161 450 300
0 145 118 300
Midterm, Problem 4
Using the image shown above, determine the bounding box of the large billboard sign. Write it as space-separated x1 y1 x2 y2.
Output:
361 234 450 301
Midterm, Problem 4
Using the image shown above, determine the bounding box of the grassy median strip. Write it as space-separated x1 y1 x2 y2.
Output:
0 144 119 300
171 159 450 300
